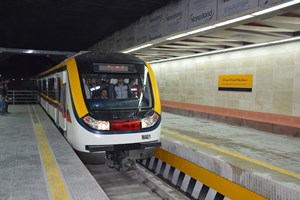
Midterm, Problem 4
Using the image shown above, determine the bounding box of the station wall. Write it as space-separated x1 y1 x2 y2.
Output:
151 41 300 117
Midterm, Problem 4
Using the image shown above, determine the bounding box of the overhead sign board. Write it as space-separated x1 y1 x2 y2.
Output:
136 16 148 45
123 24 136 50
259 0 290 7
165 0 188 35
149 8 165 40
188 0 217 28
217 0 259 18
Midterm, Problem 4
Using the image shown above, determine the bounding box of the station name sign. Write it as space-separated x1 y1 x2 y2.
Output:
218 74 253 92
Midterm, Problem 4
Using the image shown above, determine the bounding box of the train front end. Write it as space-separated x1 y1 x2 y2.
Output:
72 53 161 170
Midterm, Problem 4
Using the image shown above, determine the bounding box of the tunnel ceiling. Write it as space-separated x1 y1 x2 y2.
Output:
129 5 300 62
0 0 176 78
1 1 300 79
0 0 177 51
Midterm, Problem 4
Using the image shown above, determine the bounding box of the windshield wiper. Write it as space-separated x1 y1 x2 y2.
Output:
101 100 111 111
136 68 148 116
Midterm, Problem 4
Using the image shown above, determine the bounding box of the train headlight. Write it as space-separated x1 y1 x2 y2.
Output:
83 115 110 130
141 112 159 129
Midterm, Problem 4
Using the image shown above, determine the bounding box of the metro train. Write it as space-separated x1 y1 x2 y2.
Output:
37 52 161 171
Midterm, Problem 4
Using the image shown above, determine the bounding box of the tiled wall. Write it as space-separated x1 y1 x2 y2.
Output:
151 41 300 117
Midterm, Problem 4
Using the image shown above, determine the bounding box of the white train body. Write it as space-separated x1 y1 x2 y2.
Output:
37 52 161 169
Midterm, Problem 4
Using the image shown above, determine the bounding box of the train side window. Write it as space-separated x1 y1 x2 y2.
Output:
37 80 42 92
42 79 47 95
48 78 55 99
55 77 61 101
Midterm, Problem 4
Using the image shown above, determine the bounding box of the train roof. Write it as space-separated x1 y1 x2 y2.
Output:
37 52 145 77
75 52 145 65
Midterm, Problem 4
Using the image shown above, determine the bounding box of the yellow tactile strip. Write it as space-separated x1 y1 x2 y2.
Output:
30 105 69 200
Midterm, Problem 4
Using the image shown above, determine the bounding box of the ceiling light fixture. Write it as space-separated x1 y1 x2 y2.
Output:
185 25 216 35
166 33 189 40
164 1 300 42
268 35 300 44
166 26 216 41
122 44 153 53
252 0 300 16
25 49 34 54
164 15 253 42
150 36 300 64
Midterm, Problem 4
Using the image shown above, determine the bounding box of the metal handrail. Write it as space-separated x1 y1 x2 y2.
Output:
7 90 38 104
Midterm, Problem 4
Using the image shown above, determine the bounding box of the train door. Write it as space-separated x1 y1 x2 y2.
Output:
47 76 56 120
41 79 47 109
54 74 60 124
58 71 67 132
45 78 49 112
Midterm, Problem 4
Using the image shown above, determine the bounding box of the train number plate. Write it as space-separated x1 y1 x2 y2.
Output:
142 134 151 140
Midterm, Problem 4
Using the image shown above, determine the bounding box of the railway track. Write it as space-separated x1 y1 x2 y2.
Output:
86 163 188 200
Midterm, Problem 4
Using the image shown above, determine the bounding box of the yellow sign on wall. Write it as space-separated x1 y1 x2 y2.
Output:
218 74 253 92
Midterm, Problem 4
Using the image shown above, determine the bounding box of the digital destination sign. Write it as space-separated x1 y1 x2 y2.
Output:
93 63 130 72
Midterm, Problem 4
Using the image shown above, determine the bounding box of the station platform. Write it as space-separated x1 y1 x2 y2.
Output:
1 104 300 199
158 112 300 200
0 105 108 200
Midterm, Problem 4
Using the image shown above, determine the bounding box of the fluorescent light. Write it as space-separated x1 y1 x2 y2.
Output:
268 36 300 44
165 26 216 41
166 33 189 40
253 0 300 16
185 26 216 35
149 43 263 63
215 15 253 27
122 44 153 53
150 36 300 64
165 15 252 41
25 49 34 54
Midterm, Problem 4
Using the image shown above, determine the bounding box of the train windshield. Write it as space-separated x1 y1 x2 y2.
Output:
80 63 154 112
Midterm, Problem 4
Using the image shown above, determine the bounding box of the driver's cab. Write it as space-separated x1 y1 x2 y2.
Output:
78 63 155 130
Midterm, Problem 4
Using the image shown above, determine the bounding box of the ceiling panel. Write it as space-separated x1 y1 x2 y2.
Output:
130 8 300 62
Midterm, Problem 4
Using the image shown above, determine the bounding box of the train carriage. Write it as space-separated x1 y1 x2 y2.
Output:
37 52 161 171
